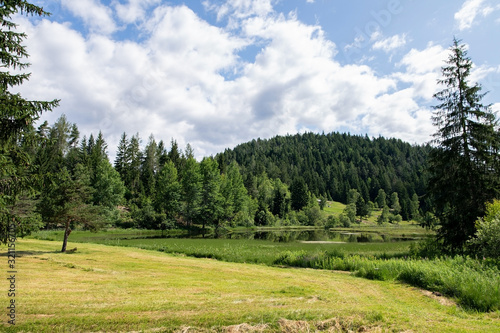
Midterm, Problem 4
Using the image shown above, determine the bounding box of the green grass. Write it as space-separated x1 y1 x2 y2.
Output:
322 201 346 215
27 228 500 312
30 229 415 264
1 239 499 332
274 251 500 312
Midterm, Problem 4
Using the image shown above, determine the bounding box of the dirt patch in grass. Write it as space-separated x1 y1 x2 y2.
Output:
278 317 383 332
421 290 457 307
223 323 270 332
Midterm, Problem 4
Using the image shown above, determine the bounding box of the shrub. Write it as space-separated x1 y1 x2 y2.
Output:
468 199 500 258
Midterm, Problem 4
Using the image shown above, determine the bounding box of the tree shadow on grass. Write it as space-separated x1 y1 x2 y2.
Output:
0 250 60 258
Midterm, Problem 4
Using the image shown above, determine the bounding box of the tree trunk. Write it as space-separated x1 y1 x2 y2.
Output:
61 222 71 252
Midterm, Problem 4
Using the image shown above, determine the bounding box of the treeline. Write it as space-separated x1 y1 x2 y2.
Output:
16 115 434 243
217 132 431 220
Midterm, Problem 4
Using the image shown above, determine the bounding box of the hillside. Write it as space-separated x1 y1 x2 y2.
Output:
2 239 499 332
217 132 431 220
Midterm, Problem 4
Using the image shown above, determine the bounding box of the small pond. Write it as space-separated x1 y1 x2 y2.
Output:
138 228 426 243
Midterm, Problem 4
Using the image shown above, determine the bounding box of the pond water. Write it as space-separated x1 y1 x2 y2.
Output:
146 228 425 243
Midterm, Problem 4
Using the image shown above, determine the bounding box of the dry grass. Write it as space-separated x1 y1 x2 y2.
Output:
0 239 499 332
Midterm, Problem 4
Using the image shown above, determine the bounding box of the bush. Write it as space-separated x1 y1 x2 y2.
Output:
468 200 500 258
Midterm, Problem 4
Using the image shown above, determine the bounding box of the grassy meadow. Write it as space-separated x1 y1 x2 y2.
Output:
2 239 500 332
30 228 417 265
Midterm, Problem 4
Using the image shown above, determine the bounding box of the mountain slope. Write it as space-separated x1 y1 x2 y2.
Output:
217 132 431 219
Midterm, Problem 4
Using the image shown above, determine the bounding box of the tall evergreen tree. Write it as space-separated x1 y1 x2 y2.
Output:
125 134 143 199
141 134 159 197
290 177 309 211
428 38 500 252
114 132 129 177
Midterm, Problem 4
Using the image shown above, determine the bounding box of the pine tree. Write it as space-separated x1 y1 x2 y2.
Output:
141 134 158 197
290 177 309 211
114 132 129 177
126 134 143 199
428 38 500 252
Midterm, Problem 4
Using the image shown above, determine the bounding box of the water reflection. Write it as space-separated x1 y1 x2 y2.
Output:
136 228 424 243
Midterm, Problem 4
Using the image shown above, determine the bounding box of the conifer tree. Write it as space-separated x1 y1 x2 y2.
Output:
114 132 129 177
428 38 500 252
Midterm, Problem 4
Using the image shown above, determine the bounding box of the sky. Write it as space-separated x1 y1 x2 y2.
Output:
13 0 500 160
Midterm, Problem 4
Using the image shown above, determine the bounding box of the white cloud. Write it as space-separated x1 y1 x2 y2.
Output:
61 0 117 35
203 0 275 22
393 44 449 101
398 43 448 74
113 0 161 24
372 34 407 52
15 2 447 159
454 0 495 31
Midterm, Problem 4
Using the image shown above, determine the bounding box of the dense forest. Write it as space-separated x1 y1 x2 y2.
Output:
7 114 431 249
217 132 431 220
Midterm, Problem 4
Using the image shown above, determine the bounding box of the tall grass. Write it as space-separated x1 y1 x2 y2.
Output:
274 251 500 312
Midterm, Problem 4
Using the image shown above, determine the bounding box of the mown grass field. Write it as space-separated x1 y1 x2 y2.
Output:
1 239 499 332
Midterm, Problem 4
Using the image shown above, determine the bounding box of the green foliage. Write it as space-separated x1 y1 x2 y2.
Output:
37 164 108 251
377 206 390 225
375 189 387 209
0 1 59 243
390 192 401 215
409 193 420 221
428 38 500 252
343 203 357 225
155 160 181 222
290 177 309 211
92 159 125 208
220 161 252 225
469 200 500 258
199 157 224 229
131 199 161 230
182 157 202 225
217 132 430 220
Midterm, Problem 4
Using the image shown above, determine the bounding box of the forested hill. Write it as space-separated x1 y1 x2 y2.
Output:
217 132 431 218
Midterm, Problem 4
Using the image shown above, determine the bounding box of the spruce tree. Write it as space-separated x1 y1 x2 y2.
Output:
1 1 59 243
428 38 500 252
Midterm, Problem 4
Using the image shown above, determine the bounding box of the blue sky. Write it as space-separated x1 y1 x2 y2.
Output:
15 0 500 159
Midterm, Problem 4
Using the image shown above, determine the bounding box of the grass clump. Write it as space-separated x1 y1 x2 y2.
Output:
274 251 500 312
